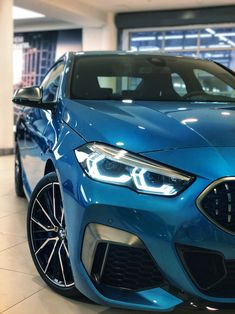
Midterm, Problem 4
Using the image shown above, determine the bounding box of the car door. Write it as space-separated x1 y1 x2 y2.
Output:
20 61 65 193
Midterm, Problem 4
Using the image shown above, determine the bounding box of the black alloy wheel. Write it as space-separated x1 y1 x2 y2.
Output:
27 172 82 298
15 146 25 197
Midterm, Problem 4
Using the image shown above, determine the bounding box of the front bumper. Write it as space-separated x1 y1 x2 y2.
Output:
56 146 235 311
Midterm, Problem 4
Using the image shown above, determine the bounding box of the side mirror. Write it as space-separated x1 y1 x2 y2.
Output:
12 86 55 110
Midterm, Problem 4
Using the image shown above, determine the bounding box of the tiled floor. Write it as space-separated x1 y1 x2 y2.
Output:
0 155 230 313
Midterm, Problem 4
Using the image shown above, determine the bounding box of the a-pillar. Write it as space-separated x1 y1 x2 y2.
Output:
0 0 13 155
82 12 117 51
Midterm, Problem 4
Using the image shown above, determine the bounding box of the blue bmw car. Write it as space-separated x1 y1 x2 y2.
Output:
13 52 235 311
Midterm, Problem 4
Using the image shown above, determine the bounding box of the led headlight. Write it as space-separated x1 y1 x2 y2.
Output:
75 143 193 196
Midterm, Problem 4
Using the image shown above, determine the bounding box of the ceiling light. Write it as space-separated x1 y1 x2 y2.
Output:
164 46 183 50
208 44 230 48
215 32 235 37
13 6 45 20
186 34 211 38
139 46 160 51
131 36 156 42
206 28 216 35
158 35 183 40
226 39 235 47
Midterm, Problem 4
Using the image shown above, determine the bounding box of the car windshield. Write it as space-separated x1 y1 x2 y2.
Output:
70 54 235 102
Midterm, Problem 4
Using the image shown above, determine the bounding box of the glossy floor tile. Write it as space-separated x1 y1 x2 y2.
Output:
0 155 231 313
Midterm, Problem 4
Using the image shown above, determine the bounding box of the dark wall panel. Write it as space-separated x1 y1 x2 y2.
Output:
115 6 235 29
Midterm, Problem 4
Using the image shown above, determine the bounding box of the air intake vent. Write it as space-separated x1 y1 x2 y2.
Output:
177 244 235 298
177 245 226 291
197 178 235 234
92 243 164 291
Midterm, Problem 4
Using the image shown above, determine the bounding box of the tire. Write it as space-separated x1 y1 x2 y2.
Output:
27 172 82 299
15 146 25 197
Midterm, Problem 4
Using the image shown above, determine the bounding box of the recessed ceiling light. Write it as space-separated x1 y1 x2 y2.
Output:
13 6 45 20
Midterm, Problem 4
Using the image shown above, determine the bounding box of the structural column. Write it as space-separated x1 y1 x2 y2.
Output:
0 0 13 155
83 12 117 51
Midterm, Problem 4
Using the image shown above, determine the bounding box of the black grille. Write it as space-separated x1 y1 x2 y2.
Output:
199 180 235 234
177 244 235 298
211 260 235 297
92 243 164 291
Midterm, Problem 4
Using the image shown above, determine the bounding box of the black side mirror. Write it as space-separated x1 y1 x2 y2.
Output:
12 86 56 110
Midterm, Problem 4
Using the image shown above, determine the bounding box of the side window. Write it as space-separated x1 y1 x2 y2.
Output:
171 73 187 96
41 62 64 103
194 69 234 97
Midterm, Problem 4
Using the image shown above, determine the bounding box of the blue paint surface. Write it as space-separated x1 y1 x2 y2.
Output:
15 52 235 311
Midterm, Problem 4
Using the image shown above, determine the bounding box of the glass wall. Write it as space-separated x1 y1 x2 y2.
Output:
127 26 235 70
13 29 82 90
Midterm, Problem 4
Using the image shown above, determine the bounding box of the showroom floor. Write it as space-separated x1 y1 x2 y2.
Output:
0 155 231 314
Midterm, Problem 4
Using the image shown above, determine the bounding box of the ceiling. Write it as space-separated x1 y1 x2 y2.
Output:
14 0 235 31
78 0 235 12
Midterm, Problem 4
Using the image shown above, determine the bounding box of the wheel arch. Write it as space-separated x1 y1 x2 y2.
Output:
44 158 56 175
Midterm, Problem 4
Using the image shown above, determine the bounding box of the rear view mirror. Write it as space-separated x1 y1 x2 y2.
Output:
12 86 55 110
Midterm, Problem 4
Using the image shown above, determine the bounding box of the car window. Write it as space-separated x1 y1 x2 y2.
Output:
71 55 235 102
194 69 235 99
171 73 187 96
41 62 64 103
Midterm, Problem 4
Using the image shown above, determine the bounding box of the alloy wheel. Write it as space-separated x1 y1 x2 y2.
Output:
29 182 74 288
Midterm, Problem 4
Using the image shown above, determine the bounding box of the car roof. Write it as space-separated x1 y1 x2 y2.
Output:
58 51 214 66
72 50 192 59
63 51 212 63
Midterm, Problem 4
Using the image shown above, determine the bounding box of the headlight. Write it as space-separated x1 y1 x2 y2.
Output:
75 143 194 196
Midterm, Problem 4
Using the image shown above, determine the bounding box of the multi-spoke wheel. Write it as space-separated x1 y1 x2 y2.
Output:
15 145 25 197
27 172 82 298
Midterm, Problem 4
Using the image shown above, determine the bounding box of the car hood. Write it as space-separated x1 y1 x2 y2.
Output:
63 99 235 153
